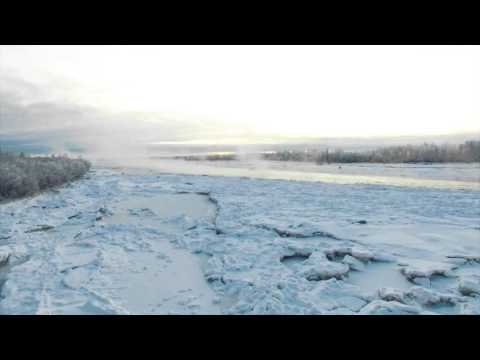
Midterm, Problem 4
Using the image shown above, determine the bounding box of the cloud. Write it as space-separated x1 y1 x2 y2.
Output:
1 65 478 157
0 73 246 156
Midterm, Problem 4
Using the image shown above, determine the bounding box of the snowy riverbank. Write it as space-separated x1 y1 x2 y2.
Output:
1 167 479 314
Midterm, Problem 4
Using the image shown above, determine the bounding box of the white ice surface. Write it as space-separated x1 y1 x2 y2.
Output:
95 158 480 191
0 166 479 314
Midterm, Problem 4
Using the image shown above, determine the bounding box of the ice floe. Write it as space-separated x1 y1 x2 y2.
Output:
0 167 479 314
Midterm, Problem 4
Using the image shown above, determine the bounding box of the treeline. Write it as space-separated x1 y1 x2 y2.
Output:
262 140 480 164
0 151 91 201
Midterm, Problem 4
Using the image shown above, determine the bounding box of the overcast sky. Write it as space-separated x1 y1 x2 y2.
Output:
1 45 479 147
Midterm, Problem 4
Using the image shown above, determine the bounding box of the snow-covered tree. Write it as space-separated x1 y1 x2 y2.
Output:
0 152 91 201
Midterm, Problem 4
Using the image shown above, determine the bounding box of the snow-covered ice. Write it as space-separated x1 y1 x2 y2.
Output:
0 165 479 314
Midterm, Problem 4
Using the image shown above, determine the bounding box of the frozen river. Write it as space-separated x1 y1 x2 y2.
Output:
1 163 479 314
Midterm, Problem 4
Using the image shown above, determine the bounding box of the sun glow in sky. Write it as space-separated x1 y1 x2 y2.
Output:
1 45 479 142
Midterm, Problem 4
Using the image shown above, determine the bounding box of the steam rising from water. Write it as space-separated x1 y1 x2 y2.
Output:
1 72 478 172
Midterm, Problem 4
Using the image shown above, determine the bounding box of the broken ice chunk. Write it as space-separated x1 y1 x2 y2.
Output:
399 262 456 282
342 254 365 272
350 248 375 262
299 252 349 281
359 300 420 315
378 287 406 304
0 250 10 267
458 276 480 296
404 286 459 306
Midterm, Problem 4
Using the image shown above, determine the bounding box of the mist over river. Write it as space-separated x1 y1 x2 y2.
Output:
89 145 480 191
